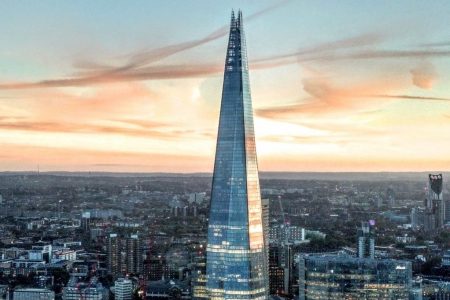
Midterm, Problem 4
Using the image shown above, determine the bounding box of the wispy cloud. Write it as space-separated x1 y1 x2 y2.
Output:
254 32 386 63
369 94 450 101
3 24 450 90
410 61 437 89
419 41 450 47
322 49 450 61
256 71 450 120
253 49 450 70
0 118 213 140
0 64 224 89
0 1 290 90
74 1 291 76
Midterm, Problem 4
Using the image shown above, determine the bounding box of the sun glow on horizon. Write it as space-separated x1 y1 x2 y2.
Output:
1 1 450 172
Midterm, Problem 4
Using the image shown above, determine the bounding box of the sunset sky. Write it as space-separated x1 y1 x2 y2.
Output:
1 0 450 172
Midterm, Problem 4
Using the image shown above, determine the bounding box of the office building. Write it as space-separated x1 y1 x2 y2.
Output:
146 280 191 299
206 11 268 299
191 255 208 300
29 244 52 263
442 250 450 267
262 199 269 248
411 207 426 229
269 244 294 296
81 211 91 232
63 277 109 300
13 288 55 300
144 256 167 281
357 221 375 259
115 278 133 300
298 255 412 299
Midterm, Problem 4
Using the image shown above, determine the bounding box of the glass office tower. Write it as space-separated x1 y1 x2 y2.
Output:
298 255 412 299
206 11 268 300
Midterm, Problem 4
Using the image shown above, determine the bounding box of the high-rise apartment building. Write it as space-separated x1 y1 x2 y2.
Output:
107 233 121 278
206 11 268 299
424 174 445 231
125 234 143 275
107 233 143 278
357 221 375 259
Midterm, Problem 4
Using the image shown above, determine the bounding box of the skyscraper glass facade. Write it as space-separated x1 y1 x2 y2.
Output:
206 11 268 300
298 255 412 300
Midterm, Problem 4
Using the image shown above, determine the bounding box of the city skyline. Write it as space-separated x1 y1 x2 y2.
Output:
1 1 450 172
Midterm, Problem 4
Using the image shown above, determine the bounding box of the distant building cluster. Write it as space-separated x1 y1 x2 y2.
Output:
0 170 449 300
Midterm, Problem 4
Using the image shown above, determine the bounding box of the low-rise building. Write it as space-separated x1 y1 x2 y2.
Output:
13 288 55 300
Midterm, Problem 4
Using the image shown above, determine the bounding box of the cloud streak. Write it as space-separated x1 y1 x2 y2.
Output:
0 118 213 140
369 94 450 102
3 27 450 90
0 1 290 90
74 0 291 75
256 92 450 119
419 41 450 47
256 73 450 120
0 64 224 89
410 61 437 89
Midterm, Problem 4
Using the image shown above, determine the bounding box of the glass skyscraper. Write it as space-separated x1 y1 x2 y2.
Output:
298 255 412 299
206 11 268 300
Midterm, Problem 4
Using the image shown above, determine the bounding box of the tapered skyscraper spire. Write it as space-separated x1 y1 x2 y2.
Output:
206 11 269 299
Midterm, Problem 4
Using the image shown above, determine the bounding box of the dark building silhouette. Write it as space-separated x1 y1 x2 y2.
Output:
424 174 445 231
107 233 121 278
125 234 143 275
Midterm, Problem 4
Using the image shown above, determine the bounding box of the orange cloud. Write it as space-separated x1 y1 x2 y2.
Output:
0 119 204 139
15 82 157 122
0 80 218 141
3 25 450 91
410 61 437 89
0 143 212 172
256 73 406 119
258 154 450 172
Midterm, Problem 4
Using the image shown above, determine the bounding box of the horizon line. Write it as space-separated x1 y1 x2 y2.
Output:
0 170 448 174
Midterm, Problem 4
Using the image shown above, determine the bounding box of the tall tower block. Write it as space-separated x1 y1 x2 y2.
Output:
425 174 445 230
206 11 269 299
